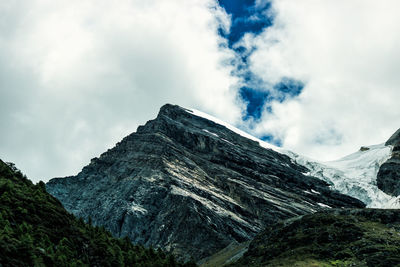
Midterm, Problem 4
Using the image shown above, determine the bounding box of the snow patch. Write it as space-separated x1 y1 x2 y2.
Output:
311 189 321 195
186 108 279 151
130 202 147 214
202 127 235 146
170 185 254 228
202 129 219 137
221 138 235 146
317 203 331 208
164 160 245 209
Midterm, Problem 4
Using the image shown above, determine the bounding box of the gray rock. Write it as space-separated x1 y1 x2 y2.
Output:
46 104 364 262
386 128 400 146
377 128 400 196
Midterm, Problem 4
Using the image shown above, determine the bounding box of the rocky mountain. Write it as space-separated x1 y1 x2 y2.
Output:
230 208 400 267
377 128 400 197
46 104 364 262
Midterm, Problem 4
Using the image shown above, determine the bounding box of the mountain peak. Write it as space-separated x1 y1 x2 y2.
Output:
157 103 188 117
47 104 364 261
386 128 400 147
377 128 400 197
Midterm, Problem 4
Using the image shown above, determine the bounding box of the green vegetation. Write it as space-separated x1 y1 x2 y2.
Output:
0 160 196 267
199 241 250 267
230 210 400 267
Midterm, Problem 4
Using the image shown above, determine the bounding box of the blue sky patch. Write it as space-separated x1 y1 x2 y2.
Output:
239 87 270 120
239 77 304 121
218 0 276 121
218 0 303 146
261 134 282 147
273 77 304 102
218 0 273 47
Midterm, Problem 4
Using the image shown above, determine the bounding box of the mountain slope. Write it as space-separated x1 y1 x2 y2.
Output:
230 209 400 267
0 159 191 267
46 104 364 261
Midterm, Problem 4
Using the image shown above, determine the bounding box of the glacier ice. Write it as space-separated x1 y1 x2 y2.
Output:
185 108 400 209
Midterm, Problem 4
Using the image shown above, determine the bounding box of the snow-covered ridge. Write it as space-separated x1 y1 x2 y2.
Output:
287 144 400 209
185 108 400 209
187 108 279 151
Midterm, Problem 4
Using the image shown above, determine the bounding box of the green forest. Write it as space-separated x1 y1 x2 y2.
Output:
0 160 196 267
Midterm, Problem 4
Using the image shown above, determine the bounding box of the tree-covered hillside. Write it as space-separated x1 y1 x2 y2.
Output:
0 159 195 267
230 209 400 267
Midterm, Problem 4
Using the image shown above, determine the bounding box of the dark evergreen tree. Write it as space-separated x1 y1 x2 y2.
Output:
0 160 195 267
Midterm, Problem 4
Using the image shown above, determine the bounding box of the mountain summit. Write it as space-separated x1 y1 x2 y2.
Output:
377 127 400 196
46 104 364 261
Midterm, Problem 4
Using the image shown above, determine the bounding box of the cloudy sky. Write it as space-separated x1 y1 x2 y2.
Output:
1 0 400 182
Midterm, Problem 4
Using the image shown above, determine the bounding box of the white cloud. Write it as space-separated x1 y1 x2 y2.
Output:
242 0 400 161
4 0 399 182
0 0 241 182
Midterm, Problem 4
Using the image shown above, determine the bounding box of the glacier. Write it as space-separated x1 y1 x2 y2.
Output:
286 144 400 209
186 108 400 209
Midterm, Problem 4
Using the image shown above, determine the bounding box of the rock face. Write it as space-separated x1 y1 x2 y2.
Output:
377 128 400 196
46 104 364 261
385 128 400 147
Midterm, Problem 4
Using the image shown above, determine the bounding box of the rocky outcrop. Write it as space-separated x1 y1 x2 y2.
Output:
46 104 364 261
377 128 400 196
385 128 400 147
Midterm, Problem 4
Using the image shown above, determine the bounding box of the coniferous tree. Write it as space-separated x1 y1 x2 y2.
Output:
0 160 196 267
